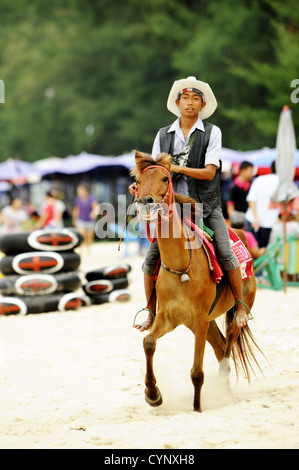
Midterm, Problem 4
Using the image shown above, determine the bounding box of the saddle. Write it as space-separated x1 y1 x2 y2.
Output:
184 217 254 284
151 218 254 284
148 217 254 319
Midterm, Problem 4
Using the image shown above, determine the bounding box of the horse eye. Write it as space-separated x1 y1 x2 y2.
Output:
162 176 168 183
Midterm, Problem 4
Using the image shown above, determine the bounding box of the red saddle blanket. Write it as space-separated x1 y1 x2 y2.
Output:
185 218 254 283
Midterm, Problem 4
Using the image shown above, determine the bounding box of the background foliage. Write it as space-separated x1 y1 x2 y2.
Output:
0 0 298 162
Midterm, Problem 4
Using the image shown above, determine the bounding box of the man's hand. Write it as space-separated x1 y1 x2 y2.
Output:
129 182 139 196
170 164 181 173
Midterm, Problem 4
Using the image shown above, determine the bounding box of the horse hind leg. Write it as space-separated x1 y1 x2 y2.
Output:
207 320 226 363
191 320 209 412
217 305 241 387
207 319 232 387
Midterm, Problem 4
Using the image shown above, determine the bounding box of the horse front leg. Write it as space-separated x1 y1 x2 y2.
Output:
143 333 162 407
143 312 173 407
191 320 209 412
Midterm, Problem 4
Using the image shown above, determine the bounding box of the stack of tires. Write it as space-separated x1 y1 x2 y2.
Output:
83 263 131 305
0 228 89 315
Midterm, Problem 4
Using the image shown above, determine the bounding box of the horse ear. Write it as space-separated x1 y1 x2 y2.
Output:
134 150 155 174
156 152 172 171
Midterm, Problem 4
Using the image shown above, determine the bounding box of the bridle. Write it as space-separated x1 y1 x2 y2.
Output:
134 165 174 223
135 164 192 282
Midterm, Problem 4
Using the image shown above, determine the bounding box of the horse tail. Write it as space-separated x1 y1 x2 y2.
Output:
226 308 265 382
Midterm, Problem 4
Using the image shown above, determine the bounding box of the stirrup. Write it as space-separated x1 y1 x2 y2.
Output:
132 307 155 327
232 300 254 321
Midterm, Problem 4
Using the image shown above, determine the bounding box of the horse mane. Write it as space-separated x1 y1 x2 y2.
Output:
130 150 172 180
174 193 201 223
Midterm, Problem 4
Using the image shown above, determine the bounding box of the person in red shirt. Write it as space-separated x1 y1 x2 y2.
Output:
227 161 254 218
230 211 266 259
34 191 57 229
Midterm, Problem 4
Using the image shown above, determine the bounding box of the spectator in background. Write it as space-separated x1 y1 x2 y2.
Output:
227 161 254 218
230 211 266 259
1 197 30 233
269 212 299 246
50 189 66 229
34 191 57 230
72 183 98 254
245 161 279 248
268 212 299 281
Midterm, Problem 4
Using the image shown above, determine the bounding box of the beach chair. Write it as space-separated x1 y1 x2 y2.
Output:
253 234 299 290
278 234 299 286
254 240 284 290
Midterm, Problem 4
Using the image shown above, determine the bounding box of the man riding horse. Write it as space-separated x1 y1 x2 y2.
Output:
130 76 250 331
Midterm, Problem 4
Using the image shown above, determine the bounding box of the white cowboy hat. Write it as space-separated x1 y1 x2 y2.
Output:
166 76 217 119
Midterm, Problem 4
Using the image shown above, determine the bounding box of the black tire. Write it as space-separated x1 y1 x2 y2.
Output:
0 228 83 254
89 289 131 305
83 277 128 295
0 272 81 296
85 263 131 281
0 251 81 275
0 292 90 315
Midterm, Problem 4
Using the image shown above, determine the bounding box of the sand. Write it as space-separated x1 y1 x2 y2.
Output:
0 240 298 449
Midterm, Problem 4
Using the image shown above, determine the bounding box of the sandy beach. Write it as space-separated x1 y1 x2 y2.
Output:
0 240 298 449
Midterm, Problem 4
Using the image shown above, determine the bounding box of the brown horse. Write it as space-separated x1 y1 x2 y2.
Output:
131 150 262 412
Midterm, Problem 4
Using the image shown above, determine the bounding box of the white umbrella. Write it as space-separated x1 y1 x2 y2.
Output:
271 106 299 205
270 105 299 290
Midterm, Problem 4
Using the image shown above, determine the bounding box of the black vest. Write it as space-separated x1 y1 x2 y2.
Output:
159 122 222 218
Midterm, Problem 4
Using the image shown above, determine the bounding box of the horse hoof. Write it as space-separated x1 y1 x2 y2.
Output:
145 389 163 407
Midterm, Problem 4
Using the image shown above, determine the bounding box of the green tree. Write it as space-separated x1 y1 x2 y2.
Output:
172 0 280 149
227 0 299 147
0 0 199 160
0 0 297 162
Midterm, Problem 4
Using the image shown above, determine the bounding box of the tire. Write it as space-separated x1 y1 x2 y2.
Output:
0 251 81 275
0 292 90 315
89 289 131 305
0 228 83 254
83 277 128 295
0 272 81 296
85 263 131 281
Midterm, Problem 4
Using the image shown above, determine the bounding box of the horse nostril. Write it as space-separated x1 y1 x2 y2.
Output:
145 196 154 204
137 196 154 204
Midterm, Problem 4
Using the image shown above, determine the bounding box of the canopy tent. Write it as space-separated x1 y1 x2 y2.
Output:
34 150 239 178
34 148 299 178
0 158 41 185
231 148 299 177
1 146 298 182
34 152 135 176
